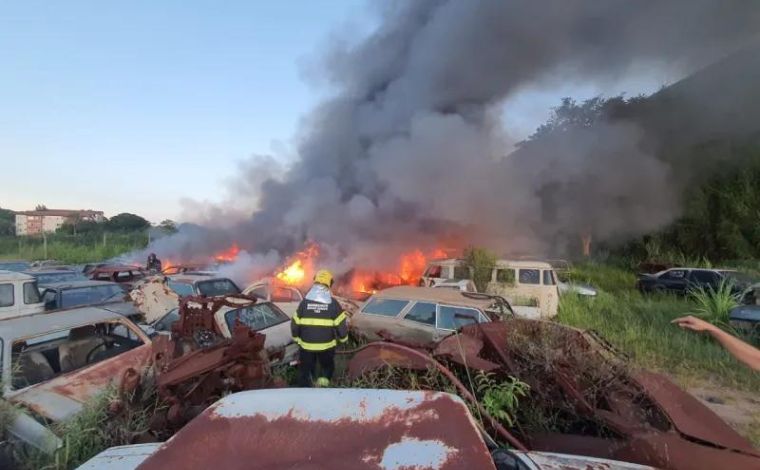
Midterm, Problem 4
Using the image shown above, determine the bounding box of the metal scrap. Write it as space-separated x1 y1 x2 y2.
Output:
346 319 760 470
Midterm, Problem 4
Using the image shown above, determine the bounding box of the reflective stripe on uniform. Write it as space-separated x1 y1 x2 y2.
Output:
293 337 337 351
293 312 347 327
338 335 348 343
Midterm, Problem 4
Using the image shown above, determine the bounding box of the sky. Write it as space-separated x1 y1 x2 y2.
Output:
0 1 667 223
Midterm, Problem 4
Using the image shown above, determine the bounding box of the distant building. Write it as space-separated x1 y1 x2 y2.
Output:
14 209 105 236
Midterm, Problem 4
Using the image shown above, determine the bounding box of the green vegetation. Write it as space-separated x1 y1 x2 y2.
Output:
463 246 497 293
558 263 760 391
689 280 741 326
0 232 148 264
475 373 529 427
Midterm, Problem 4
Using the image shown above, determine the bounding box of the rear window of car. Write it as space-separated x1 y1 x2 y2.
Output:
197 279 241 297
362 298 410 317
60 285 125 308
0 283 14 307
225 303 289 332
518 269 540 285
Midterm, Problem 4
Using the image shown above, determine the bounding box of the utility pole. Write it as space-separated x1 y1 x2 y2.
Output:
43 232 48 259
103 231 107 247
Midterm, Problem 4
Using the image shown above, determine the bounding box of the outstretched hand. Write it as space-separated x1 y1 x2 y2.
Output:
671 315 717 333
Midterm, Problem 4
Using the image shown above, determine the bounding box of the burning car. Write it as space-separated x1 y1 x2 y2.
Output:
76 388 653 470
1 306 152 453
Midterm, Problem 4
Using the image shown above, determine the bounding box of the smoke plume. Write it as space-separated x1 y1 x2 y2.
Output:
147 0 760 277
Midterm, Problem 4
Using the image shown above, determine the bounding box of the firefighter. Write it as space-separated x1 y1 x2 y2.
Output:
146 253 162 272
292 269 348 387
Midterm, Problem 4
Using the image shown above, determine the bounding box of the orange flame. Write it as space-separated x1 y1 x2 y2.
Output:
274 242 320 287
214 242 240 263
345 247 446 297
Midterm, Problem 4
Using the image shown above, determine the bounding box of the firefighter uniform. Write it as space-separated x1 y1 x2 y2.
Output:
292 269 348 387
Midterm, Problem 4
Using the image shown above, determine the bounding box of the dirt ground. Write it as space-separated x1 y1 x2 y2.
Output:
688 383 760 447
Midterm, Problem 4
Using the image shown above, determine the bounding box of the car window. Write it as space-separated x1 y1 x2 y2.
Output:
542 270 556 286
225 303 289 332
0 283 13 307
690 270 719 284
437 305 484 331
23 282 41 304
496 269 515 284
197 279 241 297
42 290 58 309
168 281 196 297
249 286 269 299
36 272 87 284
425 265 442 278
518 269 540 285
95 273 112 281
154 308 180 332
403 302 437 326
272 287 300 302
60 285 126 308
453 266 471 280
660 269 686 280
362 298 410 317
11 321 144 390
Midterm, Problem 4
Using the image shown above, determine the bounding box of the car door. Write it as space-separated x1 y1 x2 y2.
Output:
398 301 439 343
688 270 720 291
435 304 485 340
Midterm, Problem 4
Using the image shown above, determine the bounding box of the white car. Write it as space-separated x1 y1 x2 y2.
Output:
243 278 303 318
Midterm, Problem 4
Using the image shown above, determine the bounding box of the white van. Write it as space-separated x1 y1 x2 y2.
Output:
420 259 559 319
0 270 46 320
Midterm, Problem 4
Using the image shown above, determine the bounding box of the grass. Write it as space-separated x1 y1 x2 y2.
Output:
0 233 148 264
557 263 760 391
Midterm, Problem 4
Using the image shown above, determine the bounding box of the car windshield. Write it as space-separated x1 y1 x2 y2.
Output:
197 279 241 296
225 302 289 332
153 308 180 332
35 271 88 285
60 284 126 308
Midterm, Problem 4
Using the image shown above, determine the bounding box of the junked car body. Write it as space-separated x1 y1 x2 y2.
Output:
421 259 559 319
1 307 152 452
89 265 146 289
242 278 303 317
77 388 653 470
636 267 754 296
40 280 128 311
0 270 45 319
23 268 87 287
351 286 510 345
166 274 241 298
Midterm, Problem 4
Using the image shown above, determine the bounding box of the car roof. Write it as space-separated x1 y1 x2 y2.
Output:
23 268 79 274
0 270 36 282
167 274 232 284
0 306 128 340
428 258 553 269
91 264 144 273
42 280 121 290
370 286 494 309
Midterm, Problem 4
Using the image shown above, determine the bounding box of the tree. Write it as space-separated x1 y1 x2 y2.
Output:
35 204 48 211
106 213 151 232
0 207 15 236
158 219 178 234
464 246 497 293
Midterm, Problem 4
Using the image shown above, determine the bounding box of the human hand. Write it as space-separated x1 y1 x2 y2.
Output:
671 315 717 333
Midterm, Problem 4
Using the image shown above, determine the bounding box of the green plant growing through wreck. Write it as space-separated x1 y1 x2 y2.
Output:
464 246 496 293
689 279 741 327
474 372 529 427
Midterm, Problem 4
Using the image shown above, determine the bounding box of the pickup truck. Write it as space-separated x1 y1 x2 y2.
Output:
0 270 45 320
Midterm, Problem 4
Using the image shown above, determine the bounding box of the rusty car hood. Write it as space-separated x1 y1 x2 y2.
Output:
8 345 151 422
136 388 497 470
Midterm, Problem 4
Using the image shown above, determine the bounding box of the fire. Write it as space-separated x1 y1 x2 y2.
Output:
162 259 176 272
214 242 240 263
345 247 447 298
274 242 320 287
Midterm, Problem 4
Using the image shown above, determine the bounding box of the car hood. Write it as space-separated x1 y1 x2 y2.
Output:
8 345 151 422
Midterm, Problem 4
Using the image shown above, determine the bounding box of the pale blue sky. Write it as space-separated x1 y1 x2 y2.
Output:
0 1 666 223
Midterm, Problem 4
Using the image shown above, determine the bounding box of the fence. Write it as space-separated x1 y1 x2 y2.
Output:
0 231 150 263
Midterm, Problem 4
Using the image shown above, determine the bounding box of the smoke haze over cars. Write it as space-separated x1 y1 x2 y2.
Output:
149 0 760 275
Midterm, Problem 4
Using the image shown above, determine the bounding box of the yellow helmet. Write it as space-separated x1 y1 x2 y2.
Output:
314 269 334 287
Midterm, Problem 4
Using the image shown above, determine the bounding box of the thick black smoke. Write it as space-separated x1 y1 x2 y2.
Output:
148 0 760 276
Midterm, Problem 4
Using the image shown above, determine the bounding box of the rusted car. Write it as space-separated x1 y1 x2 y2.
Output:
89 265 146 288
351 286 511 345
1 306 152 453
242 277 303 317
77 388 653 470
